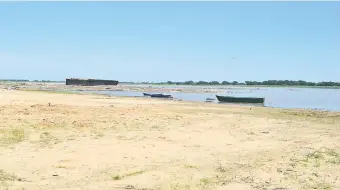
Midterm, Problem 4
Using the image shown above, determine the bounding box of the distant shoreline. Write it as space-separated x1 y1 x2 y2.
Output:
121 83 340 89
1 81 340 89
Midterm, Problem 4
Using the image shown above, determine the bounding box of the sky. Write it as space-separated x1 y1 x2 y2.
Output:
0 2 339 82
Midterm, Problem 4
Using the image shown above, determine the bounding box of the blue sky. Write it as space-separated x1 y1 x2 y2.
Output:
0 2 339 82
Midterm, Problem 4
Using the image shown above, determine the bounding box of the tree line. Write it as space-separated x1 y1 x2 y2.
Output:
137 80 340 87
165 81 243 85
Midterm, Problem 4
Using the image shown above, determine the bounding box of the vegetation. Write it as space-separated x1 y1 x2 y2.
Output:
124 170 146 177
111 174 122 180
123 80 340 87
245 80 340 87
111 169 146 180
0 169 18 181
0 128 25 146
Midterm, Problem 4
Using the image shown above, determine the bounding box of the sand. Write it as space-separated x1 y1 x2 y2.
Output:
0 89 340 190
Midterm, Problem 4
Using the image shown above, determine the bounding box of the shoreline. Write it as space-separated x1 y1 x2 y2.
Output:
1 82 340 93
16 86 340 112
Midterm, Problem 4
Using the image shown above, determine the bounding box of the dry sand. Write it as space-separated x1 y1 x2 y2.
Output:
0 89 340 190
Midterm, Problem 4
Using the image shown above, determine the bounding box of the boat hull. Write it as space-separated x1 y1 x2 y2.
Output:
143 93 172 98
151 94 172 98
143 93 153 96
216 95 264 104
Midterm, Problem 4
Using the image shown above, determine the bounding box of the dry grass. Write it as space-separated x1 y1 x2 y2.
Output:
0 169 17 182
299 148 340 167
111 169 146 181
184 164 199 169
39 131 61 147
0 128 25 146
125 170 146 177
272 148 340 190
111 174 122 181
0 169 19 189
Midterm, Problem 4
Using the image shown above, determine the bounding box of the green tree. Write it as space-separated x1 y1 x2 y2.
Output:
184 80 195 85
221 81 230 85
232 81 238 85
196 81 209 85
209 81 220 85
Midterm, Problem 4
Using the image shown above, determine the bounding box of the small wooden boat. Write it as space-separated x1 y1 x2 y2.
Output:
151 94 172 98
216 95 264 104
143 93 172 98
205 98 215 102
143 93 162 96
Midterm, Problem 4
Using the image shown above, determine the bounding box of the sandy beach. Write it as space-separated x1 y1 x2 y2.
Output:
1 89 340 190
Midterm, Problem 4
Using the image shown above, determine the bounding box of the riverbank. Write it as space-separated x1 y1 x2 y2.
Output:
1 89 339 190
1 82 340 95
123 83 340 89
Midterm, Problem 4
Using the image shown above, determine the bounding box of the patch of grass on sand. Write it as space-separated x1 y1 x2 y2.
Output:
0 128 25 146
170 183 191 190
214 161 227 173
0 169 17 181
111 174 122 180
184 164 199 169
199 178 211 186
306 182 332 190
325 149 340 165
39 132 61 146
280 148 339 190
111 169 146 181
125 170 146 177
299 148 340 167
327 157 340 165
55 165 74 169
92 131 104 138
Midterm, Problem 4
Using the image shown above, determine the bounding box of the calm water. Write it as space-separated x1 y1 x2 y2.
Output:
79 87 340 111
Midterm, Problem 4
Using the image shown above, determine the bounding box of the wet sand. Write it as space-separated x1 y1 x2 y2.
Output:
0 89 340 190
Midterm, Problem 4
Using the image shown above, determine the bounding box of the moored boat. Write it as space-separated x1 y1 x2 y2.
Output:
205 98 215 102
151 94 173 98
143 93 172 98
216 95 264 104
143 93 163 96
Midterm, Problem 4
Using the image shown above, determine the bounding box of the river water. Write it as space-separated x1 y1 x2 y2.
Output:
79 86 340 111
